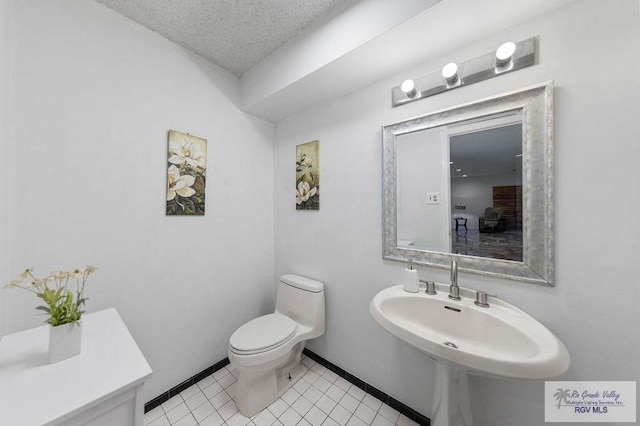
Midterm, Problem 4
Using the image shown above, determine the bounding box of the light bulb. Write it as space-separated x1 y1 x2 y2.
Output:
442 63 458 79
496 42 516 67
442 63 459 85
400 79 417 98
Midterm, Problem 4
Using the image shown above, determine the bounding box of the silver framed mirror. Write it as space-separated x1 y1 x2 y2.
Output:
382 82 554 286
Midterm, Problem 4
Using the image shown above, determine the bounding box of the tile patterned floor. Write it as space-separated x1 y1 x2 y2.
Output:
144 355 420 426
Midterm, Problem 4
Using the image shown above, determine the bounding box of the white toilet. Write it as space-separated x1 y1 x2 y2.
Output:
228 274 325 417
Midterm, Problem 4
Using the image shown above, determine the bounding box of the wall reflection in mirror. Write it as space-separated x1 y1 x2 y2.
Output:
396 112 524 262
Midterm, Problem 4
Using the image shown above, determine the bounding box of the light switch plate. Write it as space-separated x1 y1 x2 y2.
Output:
427 192 440 204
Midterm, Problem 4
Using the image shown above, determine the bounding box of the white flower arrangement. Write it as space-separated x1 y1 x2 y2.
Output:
4 266 98 326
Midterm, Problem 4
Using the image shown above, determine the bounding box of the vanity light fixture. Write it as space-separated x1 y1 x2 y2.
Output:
442 63 459 86
391 37 536 107
495 42 516 68
400 79 418 98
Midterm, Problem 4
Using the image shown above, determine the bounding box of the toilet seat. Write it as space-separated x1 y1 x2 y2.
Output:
230 313 297 355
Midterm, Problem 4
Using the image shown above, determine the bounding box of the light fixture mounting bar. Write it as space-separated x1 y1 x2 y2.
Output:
391 37 536 108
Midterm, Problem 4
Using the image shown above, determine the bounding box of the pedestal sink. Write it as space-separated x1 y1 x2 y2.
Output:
370 284 570 426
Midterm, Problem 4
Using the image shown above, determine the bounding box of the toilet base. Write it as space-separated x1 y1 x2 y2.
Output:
233 342 306 417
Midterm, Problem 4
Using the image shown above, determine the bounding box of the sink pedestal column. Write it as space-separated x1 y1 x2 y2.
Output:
431 361 473 426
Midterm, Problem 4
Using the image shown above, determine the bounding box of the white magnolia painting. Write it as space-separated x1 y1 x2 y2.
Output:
166 130 207 216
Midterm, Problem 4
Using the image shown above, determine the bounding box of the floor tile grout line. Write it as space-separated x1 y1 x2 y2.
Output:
145 354 424 426
301 350 429 425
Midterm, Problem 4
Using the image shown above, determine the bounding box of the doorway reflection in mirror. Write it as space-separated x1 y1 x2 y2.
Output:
450 121 523 261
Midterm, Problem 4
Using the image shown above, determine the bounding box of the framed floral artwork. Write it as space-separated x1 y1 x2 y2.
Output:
296 140 319 210
166 130 207 216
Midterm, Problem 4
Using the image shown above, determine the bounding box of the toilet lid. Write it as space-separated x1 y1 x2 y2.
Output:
230 313 297 354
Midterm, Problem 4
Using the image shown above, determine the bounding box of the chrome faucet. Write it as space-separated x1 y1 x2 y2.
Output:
449 259 461 300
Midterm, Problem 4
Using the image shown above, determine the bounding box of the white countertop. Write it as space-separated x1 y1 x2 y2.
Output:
0 308 152 425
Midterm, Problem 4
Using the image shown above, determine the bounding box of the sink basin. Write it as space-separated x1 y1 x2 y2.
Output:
371 284 570 425
370 284 569 378
369 284 571 426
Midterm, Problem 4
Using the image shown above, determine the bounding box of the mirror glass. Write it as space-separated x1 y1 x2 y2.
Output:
396 112 523 262
382 83 554 285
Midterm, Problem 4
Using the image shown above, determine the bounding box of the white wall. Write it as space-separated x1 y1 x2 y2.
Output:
396 128 449 251
451 172 521 230
273 1 640 425
0 0 9 338
241 0 441 115
3 0 274 402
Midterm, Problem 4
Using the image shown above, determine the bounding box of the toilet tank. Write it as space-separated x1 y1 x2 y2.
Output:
275 275 325 336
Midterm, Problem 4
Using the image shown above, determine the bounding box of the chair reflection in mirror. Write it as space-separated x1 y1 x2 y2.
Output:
479 207 506 233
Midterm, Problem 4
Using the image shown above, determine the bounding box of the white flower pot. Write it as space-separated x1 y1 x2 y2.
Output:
48 321 82 364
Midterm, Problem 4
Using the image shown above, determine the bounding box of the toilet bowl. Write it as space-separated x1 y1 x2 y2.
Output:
229 274 325 417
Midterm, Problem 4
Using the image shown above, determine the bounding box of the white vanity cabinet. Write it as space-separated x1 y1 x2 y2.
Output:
0 308 152 426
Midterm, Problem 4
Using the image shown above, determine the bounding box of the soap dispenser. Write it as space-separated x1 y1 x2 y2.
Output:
403 259 420 293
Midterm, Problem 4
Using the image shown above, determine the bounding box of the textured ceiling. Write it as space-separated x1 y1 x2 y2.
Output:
95 0 349 76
